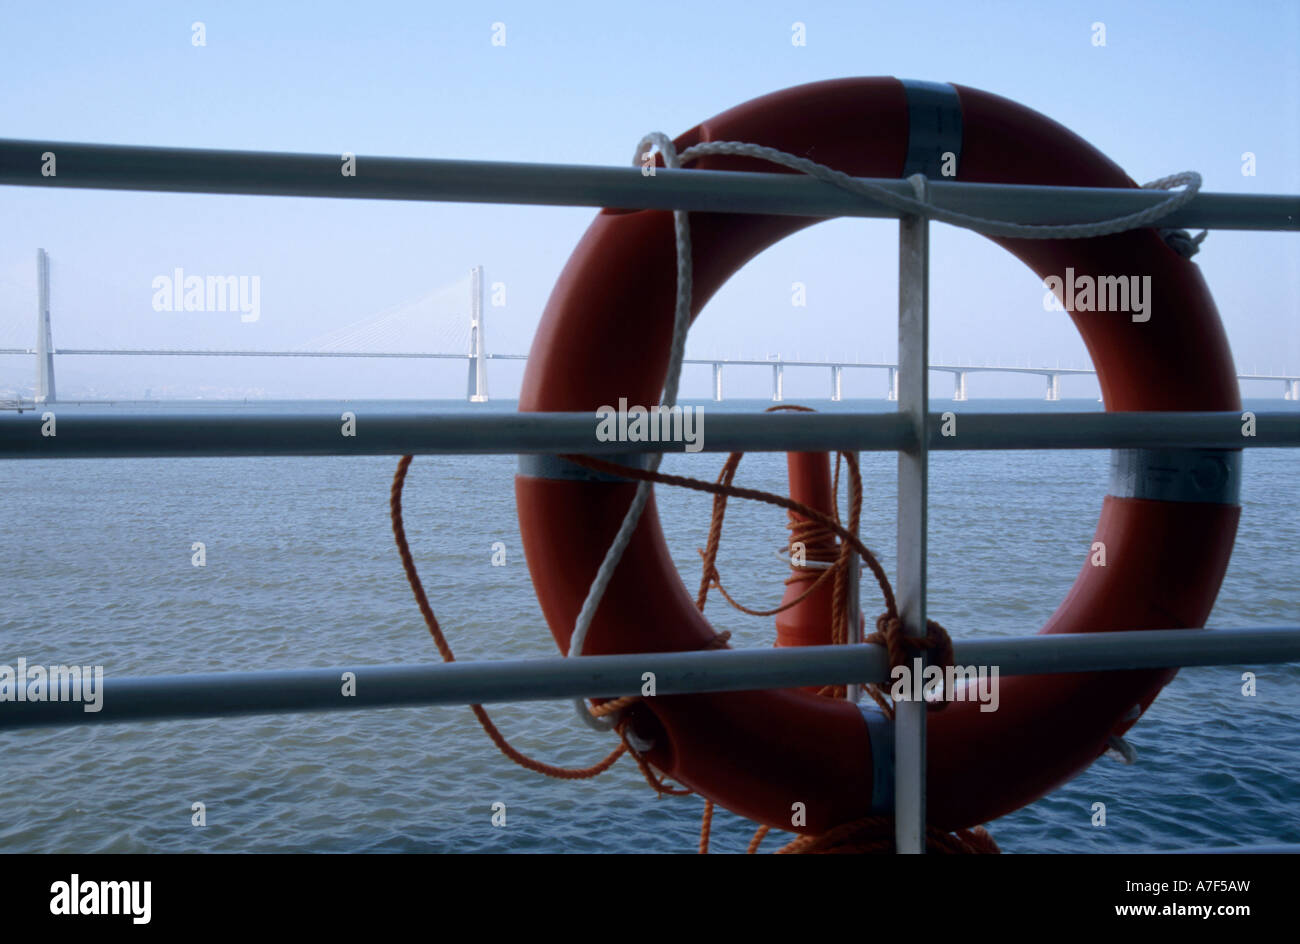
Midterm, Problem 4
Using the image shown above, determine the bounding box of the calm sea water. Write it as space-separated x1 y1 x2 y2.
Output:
1 397 1297 853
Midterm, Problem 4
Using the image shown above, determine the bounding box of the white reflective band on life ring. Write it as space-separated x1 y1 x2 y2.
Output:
1108 448 1241 504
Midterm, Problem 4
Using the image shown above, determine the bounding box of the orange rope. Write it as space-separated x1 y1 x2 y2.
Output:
394 455 696 797
390 402 997 853
698 800 715 854
563 452 893 621
391 455 631 780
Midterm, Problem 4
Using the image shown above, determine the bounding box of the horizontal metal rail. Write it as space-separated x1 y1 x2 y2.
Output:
2 139 1297 230
6 348 469 359
1 410 1295 459
3 627 1295 730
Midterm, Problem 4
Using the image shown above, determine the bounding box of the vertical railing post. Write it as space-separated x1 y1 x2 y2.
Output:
895 179 930 854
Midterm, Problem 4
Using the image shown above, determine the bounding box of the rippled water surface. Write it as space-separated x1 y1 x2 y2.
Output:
1 398 1296 853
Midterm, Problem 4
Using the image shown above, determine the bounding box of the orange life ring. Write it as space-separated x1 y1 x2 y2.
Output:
516 77 1240 833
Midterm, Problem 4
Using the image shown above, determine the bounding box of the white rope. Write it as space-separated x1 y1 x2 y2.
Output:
1105 734 1139 765
569 136 1206 731
568 133 692 731
678 141 1205 246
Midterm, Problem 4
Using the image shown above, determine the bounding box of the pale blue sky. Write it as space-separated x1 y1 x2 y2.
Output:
1 0 1296 399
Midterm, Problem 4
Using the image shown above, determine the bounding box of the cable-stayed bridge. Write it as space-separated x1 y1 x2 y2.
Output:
3 249 1298 404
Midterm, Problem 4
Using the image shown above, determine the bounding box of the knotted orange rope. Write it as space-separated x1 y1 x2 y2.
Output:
561 454 980 850
390 405 998 853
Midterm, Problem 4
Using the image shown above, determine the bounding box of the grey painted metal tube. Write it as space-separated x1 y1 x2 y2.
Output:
941 411 1300 450
52 349 466 359
0 139 1296 231
895 178 932 851
1 410 1296 459
2 627 1295 730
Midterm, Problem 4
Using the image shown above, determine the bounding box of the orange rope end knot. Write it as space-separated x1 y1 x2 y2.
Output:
865 613 956 713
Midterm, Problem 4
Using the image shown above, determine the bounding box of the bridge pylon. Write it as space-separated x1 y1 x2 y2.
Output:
35 248 56 403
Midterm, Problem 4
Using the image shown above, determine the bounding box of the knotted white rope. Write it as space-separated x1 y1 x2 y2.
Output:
569 135 1206 731
674 142 1207 249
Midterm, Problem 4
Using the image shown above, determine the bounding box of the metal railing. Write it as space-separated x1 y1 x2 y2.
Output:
2 137 1299 854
